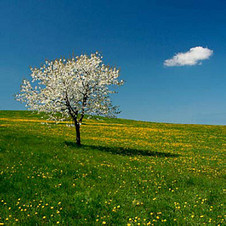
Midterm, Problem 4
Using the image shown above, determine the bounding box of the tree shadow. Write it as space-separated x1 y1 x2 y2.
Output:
64 141 179 158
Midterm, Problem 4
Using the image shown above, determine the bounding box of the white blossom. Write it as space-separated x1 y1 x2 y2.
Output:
16 52 124 144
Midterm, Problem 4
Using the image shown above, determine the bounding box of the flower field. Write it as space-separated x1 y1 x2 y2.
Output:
0 111 225 225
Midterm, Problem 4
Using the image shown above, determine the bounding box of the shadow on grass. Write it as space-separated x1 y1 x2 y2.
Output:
64 141 179 158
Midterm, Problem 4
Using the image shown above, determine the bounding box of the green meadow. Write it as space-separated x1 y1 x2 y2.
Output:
0 111 225 225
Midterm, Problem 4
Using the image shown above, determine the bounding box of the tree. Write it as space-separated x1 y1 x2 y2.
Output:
16 52 124 145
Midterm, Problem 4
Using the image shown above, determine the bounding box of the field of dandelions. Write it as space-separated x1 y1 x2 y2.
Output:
0 111 225 225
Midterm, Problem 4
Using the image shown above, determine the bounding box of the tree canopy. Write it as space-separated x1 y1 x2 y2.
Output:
17 52 124 144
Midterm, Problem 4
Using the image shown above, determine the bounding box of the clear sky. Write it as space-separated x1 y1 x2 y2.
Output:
1 0 226 125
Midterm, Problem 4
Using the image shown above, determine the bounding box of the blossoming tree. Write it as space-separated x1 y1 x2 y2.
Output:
16 52 124 145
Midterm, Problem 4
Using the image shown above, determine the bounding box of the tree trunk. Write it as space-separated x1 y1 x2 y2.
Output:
75 121 81 145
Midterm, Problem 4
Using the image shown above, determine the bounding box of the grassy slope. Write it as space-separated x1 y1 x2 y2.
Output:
0 111 225 225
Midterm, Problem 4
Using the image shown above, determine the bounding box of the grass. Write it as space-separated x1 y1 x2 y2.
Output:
0 110 225 225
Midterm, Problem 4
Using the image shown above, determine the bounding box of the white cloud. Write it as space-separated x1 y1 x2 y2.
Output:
164 46 213 67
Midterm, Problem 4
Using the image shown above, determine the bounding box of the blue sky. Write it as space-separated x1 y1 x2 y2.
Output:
1 0 226 125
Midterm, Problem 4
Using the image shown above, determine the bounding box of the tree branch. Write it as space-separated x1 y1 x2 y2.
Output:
79 95 87 123
65 90 78 121
79 87 89 123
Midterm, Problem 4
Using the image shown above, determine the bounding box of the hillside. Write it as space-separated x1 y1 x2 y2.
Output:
0 111 225 225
